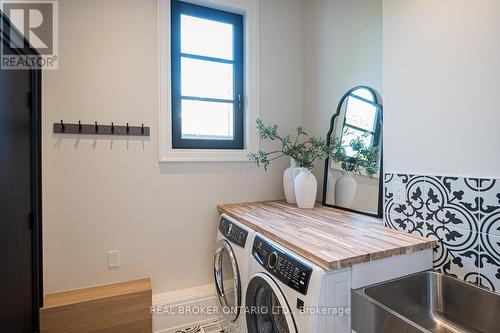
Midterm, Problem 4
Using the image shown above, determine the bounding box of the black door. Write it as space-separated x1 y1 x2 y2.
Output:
0 13 42 333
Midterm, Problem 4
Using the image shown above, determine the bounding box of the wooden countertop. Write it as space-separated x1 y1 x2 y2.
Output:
217 201 435 270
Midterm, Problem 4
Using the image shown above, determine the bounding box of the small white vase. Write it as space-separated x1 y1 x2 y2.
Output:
335 171 357 207
283 158 297 204
294 168 317 209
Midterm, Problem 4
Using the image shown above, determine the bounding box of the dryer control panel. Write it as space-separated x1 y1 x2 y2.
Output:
252 236 312 295
219 216 248 248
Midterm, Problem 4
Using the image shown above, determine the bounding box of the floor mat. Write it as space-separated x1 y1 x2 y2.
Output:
175 319 239 333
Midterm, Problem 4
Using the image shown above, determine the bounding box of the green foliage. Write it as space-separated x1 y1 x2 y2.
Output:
248 119 379 177
248 119 337 171
332 134 380 177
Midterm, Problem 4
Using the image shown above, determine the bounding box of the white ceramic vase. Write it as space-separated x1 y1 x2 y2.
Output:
283 158 298 204
294 168 317 209
335 171 357 207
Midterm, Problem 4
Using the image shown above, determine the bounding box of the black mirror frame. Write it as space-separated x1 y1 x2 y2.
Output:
321 86 383 218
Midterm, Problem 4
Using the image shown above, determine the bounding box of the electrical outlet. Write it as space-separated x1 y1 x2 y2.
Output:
393 182 407 204
108 250 120 269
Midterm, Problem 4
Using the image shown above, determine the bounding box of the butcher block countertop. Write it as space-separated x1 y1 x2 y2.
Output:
217 201 436 270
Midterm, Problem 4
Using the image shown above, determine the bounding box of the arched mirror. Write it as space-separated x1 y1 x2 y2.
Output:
322 86 383 217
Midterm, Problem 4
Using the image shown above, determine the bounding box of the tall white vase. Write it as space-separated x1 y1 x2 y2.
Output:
294 168 317 209
335 171 357 207
283 159 297 203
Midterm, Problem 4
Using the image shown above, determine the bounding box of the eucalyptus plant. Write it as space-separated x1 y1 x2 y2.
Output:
248 119 335 170
330 134 379 177
248 119 379 177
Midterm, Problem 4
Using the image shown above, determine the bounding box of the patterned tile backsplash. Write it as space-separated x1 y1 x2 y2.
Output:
384 174 500 293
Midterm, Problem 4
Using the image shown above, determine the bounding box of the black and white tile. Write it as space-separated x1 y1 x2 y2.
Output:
174 320 237 333
384 174 427 236
479 179 500 236
384 173 500 294
424 176 479 233
430 224 480 283
175 326 202 333
479 232 500 291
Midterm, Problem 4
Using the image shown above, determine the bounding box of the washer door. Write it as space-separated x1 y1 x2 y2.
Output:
246 273 297 333
214 239 241 322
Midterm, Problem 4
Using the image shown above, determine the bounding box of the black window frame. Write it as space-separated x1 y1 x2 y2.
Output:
171 0 244 149
341 94 381 158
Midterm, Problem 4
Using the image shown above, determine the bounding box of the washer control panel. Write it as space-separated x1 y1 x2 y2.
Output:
252 236 312 295
219 216 248 248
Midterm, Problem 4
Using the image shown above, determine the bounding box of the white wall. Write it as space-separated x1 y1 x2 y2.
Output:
46 0 500 297
383 0 500 177
303 0 382 197
303 0 382 138
42 0 304 295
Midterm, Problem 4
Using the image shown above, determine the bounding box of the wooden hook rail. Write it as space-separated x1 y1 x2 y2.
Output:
53 121 150 136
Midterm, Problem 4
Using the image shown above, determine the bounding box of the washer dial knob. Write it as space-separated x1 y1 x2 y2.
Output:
268 252 278 269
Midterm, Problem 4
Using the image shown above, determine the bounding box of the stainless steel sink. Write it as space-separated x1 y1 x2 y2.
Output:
352 271 500 333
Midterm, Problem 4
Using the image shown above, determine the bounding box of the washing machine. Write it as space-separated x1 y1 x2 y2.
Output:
214 214 255 332
246 233 351 333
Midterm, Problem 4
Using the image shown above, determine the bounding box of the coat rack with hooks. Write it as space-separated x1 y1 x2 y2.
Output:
53 121 150 136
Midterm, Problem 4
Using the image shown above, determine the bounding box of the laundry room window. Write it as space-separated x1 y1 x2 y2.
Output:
170 0 244 149
341 90 381 158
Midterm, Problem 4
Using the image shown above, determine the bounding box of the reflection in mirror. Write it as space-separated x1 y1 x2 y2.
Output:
322 86 383 217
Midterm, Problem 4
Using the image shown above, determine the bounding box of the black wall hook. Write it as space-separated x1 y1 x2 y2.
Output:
53 121 150 136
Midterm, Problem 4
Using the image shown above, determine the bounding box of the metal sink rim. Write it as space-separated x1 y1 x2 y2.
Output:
352 270 500 333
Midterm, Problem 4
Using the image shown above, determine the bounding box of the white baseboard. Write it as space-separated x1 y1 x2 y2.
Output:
152 284 220 333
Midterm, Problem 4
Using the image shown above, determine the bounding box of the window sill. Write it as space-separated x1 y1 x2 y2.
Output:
159 149 254 163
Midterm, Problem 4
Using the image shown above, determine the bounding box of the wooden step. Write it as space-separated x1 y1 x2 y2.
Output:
40 278 152 333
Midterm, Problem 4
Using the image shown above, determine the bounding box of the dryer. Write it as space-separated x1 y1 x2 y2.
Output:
214 214 255 332
246 233 351 333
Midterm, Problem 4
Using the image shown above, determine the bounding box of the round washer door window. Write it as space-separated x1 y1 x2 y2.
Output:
246 274 296 333
214 239 241 322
